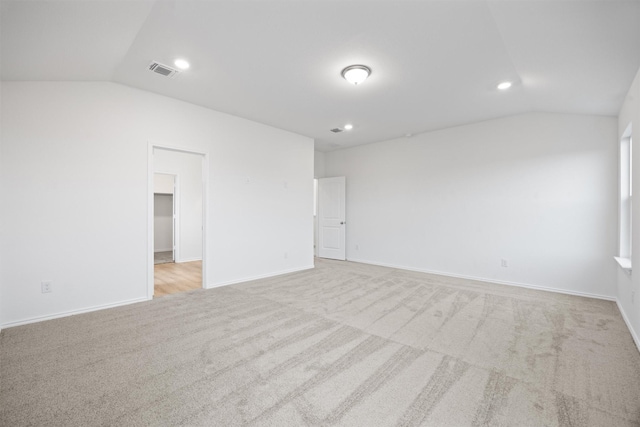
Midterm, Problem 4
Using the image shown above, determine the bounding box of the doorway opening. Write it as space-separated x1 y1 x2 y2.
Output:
154 173 175 265
148 144 208 298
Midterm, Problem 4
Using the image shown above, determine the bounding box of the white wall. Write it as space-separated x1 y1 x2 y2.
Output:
325 112 617 298
154 149 202 262
153 194 173 252
154 173 174 194
0 81 314 327
617 66 640 349
314 150 326 179
0 80 3 329
313 151 326 256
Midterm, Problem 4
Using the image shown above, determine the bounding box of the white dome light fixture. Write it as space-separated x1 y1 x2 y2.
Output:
342 65 371 85
174 59 190 70
344 124 353 131
497 81 512 90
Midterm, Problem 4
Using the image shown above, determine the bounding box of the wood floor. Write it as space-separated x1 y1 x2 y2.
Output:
154 260 202 297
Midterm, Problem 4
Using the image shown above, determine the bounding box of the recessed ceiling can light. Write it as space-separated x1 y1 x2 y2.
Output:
344 124 353 130
342 65 371 85
174 59 190 70
497 81 512 90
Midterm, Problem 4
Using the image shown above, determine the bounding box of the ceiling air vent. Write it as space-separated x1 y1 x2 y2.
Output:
148 61 180 78
330 128 344 133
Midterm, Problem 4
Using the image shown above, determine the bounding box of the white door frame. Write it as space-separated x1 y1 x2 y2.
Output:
314 178 318 257
148 142 209 299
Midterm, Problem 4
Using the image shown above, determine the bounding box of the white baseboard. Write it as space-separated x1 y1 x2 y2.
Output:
0 296 150 329
208 264 315 289
616 299 640 353
175 257 202 263
347 258 616 301
1 265 315 329
154 248 172 253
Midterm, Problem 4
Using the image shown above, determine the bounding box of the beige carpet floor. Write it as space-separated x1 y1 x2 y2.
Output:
1 259 639 426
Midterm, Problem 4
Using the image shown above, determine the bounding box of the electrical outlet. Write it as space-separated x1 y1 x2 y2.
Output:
41 281 52 293
501 259 508 268
356 244 359 250
284 252 288 259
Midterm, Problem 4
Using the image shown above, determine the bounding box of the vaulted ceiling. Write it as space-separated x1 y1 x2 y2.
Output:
2 1 640 151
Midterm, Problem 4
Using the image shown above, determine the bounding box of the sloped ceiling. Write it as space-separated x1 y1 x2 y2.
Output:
2 0 640 151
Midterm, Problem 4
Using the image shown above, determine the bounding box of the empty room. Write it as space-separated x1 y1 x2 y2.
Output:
1 1 640 426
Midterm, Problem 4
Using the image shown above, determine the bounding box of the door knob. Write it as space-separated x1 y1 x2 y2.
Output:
340 221 345 225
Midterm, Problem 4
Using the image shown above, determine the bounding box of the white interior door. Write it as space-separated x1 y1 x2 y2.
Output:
318 176 346 260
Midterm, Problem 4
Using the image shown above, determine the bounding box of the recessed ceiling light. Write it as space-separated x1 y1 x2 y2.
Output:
342 65 371 85
344 124 353 131
497 81 512 90
174 59 190 70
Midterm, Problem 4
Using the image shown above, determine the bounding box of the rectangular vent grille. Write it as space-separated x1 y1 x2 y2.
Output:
148 61 180 78
330 128 343 133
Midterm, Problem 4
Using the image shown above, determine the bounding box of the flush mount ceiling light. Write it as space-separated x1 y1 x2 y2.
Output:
344 124 353 130
341 65 371 85
174 59 190 70
497 81 512 90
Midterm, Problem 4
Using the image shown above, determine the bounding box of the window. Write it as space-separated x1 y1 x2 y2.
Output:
618 123 633 270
